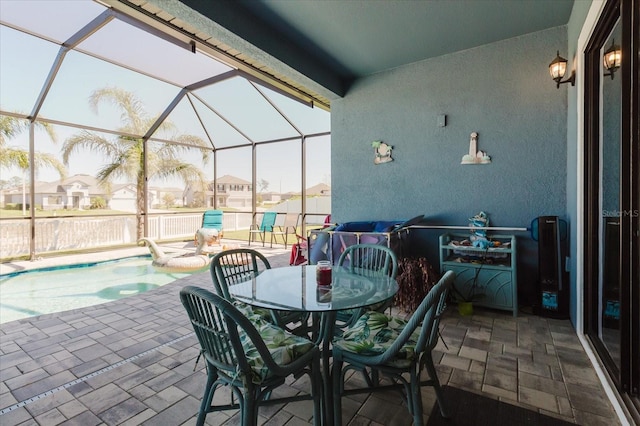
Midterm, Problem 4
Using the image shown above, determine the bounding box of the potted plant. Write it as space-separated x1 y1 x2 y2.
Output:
451 268 485 316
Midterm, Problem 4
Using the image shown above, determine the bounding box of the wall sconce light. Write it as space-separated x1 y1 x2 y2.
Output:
549 50 575 88
603 39 621 79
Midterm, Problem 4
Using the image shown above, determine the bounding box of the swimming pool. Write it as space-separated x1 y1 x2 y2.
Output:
0 256 196 324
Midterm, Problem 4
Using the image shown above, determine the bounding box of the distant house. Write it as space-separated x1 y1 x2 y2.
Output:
215 175 252 208
281 183 331 200
108 183 140 211
184 176 331 209
261 192 282 204
184 175 253 208
305 183 331 196
2 174 155 212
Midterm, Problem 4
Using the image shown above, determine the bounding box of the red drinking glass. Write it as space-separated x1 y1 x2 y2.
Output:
316 261 332 286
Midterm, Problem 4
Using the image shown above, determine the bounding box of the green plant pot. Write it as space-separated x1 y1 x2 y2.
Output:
458 301 473 316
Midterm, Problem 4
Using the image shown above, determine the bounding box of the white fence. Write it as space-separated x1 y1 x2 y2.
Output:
0 213 247 259
0 211 325 259
0 216 141 258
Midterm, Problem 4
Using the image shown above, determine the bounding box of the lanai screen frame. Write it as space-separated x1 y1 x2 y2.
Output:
0 0 330 260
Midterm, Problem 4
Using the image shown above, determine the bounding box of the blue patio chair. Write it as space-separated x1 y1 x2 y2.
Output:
248 211 277 247
202 210 224 231
331 270 455 426
180 286 322 426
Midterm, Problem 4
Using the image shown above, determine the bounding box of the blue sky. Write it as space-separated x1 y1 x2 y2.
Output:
0 0 331 193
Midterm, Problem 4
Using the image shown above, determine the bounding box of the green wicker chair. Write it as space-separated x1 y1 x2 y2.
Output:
209 248 312 336
335 243 399 330
180 286 322 426
331 270 455 426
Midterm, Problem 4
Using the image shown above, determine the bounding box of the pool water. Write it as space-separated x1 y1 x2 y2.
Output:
0 256 195 324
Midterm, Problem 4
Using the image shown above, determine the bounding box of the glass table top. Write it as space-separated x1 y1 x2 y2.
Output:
227 265 399 312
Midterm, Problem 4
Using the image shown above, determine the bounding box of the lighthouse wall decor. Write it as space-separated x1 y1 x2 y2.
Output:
461 132 491 164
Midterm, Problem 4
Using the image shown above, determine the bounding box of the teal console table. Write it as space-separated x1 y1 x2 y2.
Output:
439 233 517 317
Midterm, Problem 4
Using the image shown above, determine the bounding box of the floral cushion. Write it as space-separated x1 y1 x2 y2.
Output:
232 300 274 323
333 311 422 368
237 318 315 383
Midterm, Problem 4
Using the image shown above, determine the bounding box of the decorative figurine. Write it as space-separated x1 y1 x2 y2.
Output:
469 211 492 249
372 140 393 164
461 132 491 164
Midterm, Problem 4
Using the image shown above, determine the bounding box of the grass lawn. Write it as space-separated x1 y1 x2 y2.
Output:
222 229 299 246
222 225 325 246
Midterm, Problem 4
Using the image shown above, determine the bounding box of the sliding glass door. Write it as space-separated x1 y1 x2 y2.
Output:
584 0 639 419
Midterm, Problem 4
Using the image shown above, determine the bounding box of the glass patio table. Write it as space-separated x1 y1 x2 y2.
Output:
227 264 399 426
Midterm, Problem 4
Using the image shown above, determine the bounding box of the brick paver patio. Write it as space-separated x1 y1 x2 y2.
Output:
0 242 619 425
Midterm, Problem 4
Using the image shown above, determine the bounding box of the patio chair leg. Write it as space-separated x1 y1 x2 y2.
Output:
312 352 322 426
424 353 449 418
410 369 424 426
196 365 217 426
242 388 258 426
332 358 344 426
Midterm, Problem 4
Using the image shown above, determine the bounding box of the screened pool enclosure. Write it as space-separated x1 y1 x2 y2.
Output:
0 0 331 260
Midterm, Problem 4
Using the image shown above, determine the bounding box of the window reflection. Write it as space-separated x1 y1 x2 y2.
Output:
599 18 622 372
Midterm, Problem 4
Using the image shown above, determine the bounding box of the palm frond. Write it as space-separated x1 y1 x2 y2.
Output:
0 115 57 146
32 152 67 180
35 121 58 144
89 87 147 134
0 116 29 146
62 132 117 164
0 148 67 180
153 159 206 185
96 162 124 183
0 148 29 170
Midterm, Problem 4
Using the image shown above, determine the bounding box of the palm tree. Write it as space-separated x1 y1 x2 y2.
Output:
61 87 210 239
0 115 66 214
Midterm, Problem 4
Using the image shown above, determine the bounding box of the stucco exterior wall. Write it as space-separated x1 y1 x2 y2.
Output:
331 26 569 307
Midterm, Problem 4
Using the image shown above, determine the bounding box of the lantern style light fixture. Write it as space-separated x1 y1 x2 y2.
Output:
603 39 622 79
549 50 575 88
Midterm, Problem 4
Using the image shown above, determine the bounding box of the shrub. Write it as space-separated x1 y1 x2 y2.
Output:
90 197 107 209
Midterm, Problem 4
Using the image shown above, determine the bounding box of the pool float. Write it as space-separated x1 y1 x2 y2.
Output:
193 227 221 247
138 235 211 273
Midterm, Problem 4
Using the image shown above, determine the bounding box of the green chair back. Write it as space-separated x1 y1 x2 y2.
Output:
337 243 398 278
210 248 271 300
335 244 399 329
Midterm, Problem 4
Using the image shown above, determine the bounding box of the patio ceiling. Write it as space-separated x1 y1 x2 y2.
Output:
174 0 575 98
